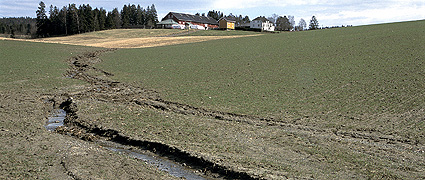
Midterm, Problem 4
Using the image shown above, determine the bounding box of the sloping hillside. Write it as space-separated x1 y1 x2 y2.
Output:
86 20 424 179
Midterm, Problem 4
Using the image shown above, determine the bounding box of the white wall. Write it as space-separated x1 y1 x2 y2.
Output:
250 20 275 31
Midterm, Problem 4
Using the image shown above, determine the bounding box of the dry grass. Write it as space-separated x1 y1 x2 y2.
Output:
1 29 259 48
43 36 253 48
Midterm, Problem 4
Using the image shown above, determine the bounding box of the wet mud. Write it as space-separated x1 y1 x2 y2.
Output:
104 143 206 180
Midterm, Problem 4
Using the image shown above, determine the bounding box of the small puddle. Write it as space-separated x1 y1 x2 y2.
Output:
45 109 66 131
100 141 206 180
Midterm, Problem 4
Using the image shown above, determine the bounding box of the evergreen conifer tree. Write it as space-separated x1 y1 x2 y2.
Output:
309 16 319 30
36 1 49 37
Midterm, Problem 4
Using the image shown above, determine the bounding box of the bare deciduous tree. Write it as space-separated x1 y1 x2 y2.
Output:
297 18 306 31
268 13 279 25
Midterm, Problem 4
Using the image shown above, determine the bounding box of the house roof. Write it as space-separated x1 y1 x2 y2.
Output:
162 12 218 25
157 19 179 25
237 22 251 27
252 16 270 22
218 17 236 23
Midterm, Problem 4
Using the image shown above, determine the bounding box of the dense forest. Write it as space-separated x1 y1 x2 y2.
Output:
36 1 158 37
0 17 36 38
0 1 158 38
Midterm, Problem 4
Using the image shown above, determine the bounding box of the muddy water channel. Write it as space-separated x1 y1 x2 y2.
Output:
100 141 206 180
45 109 207 180
45 109 66 131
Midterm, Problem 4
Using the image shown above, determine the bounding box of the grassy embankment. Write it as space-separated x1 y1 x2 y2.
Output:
87 20 425 179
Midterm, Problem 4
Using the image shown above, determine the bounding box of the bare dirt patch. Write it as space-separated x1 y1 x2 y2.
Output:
83 36 253 48
2 33 259 49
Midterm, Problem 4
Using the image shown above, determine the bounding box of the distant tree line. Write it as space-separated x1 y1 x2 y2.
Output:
207 10 224 21
0 17 36 38
225 13 251 26
196 10 251 27
195 10 232 21
35 1 158 37
268 14 317 31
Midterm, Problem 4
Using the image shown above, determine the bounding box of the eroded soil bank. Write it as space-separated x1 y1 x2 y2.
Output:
45 107 208 180
52 49 425 179
0 90 178 179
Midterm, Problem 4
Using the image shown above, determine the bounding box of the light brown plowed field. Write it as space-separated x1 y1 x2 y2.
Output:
42 36 252 48
1 29 258 48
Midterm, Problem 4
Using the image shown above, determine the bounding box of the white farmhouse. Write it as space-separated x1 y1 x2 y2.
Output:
250 16 275 32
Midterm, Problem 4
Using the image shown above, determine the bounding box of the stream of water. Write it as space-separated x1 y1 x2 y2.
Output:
101 141 206 180
45 109 66 131
45 109 206 180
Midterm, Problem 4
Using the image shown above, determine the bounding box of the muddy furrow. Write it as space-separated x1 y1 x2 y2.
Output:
130 96 422 150
58 98 258 180
132 97 424 148
60 160 79 180
132 98 263 125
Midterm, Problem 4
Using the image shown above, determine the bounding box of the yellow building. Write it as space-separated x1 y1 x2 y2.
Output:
218 17 236 30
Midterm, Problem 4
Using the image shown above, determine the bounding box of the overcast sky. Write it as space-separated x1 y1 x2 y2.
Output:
1 0 425 27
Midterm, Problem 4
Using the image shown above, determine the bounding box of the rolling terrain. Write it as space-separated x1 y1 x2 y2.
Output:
1 20 424 179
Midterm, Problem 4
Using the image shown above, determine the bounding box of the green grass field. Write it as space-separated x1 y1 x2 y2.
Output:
0 40 102 91
99 20 425 140
85 21 425 178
